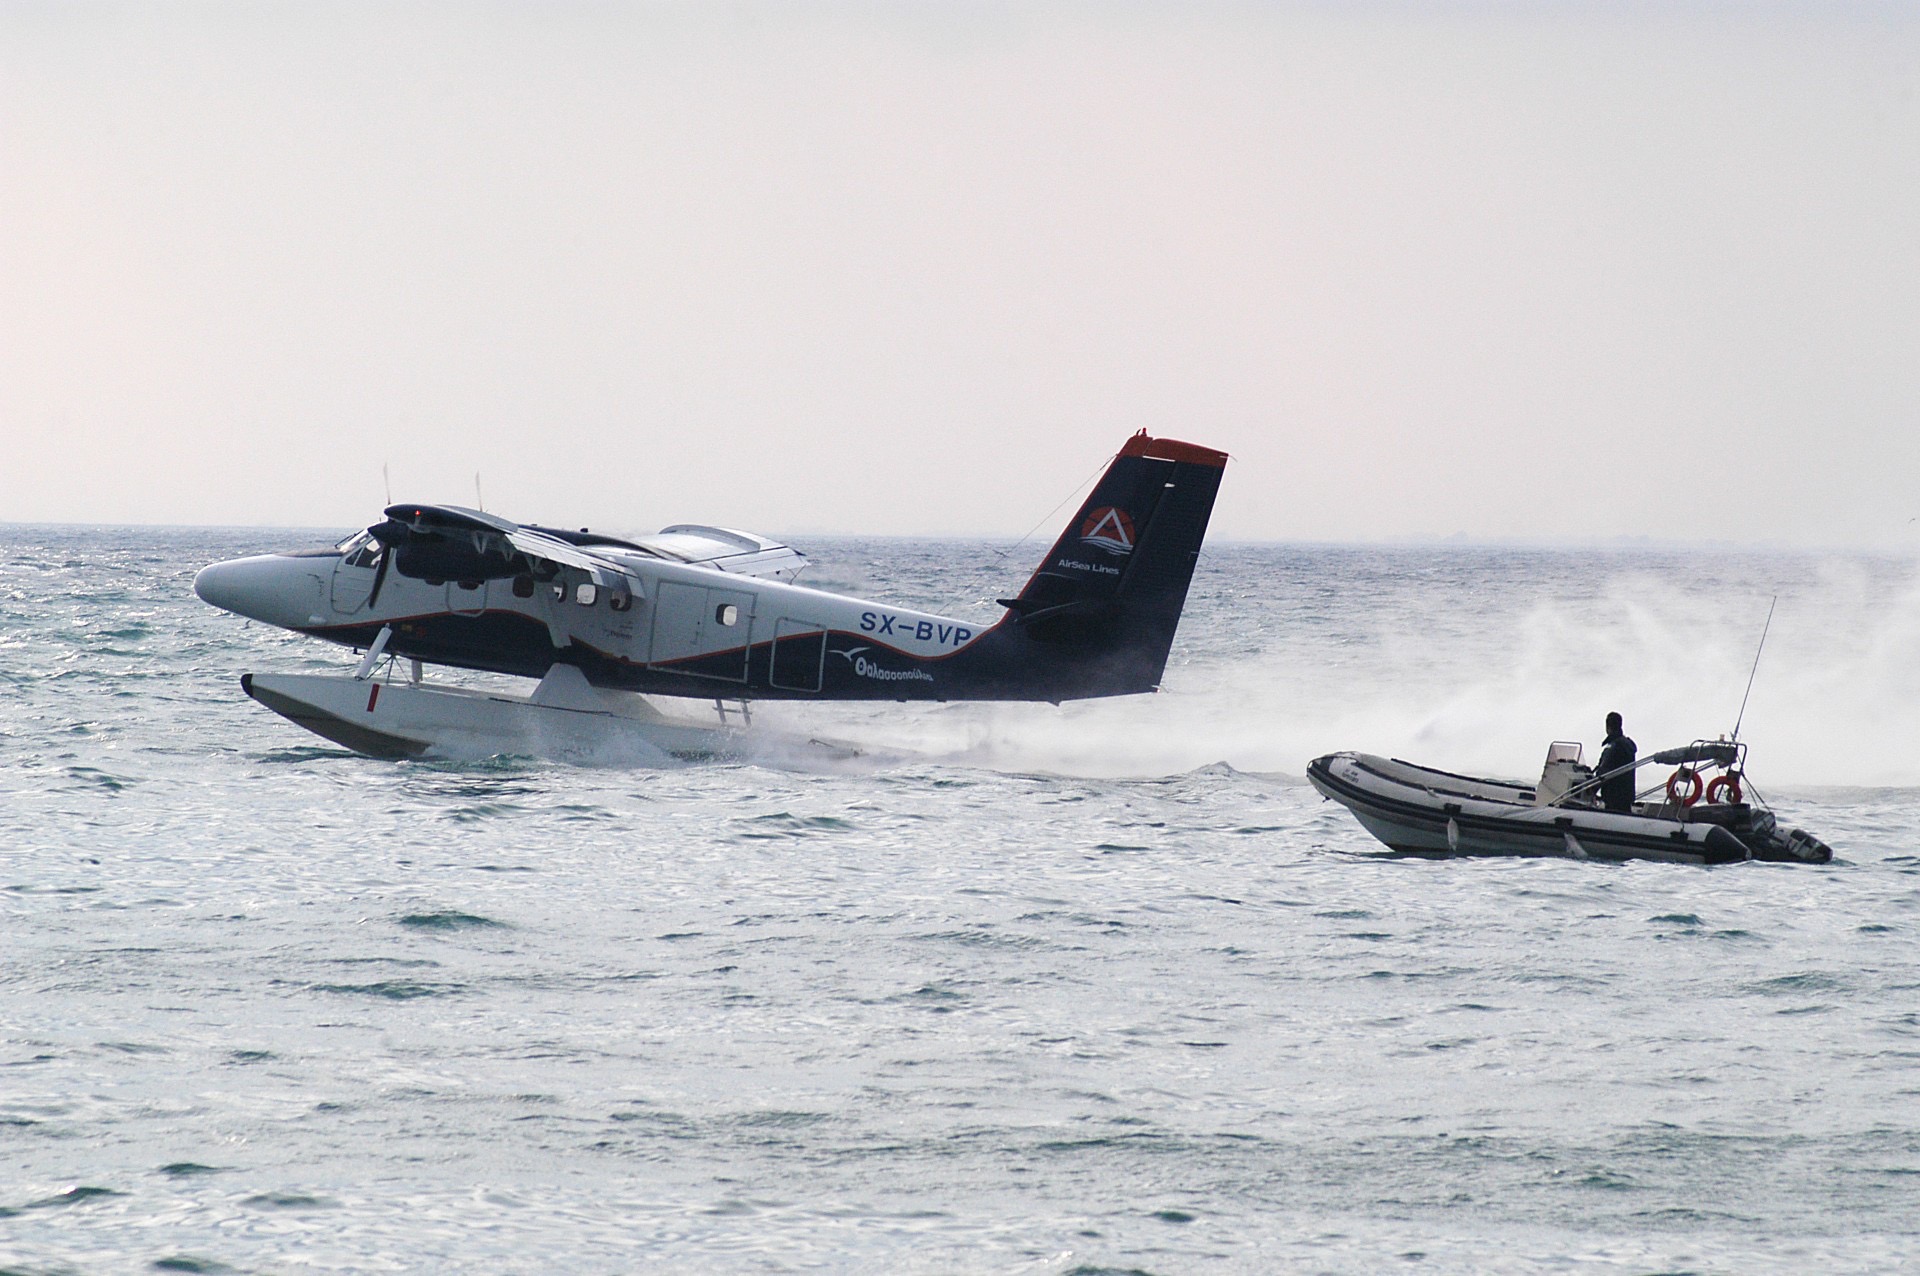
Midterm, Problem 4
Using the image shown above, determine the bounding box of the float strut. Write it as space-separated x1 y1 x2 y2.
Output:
354 626 394 681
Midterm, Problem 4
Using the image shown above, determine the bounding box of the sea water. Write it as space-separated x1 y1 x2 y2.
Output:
2 526 1917 1273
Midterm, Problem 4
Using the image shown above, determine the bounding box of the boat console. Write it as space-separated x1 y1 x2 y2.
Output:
1534 741 1593 807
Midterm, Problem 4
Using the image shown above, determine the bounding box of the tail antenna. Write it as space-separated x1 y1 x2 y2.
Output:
383 462 392 506
990 447 1117 561
1730 595 1777 746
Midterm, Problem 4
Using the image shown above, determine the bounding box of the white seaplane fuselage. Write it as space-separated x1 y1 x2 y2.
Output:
193 433 1232 759
197 525 977 761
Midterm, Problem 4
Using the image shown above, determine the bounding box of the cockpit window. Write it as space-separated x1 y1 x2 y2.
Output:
336 529 384 569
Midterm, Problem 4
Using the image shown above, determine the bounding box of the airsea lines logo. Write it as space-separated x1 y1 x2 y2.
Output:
1079 507 1136 555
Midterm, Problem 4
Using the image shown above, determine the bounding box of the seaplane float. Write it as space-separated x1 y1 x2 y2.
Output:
194 431 1228 762
1308 739 1834 865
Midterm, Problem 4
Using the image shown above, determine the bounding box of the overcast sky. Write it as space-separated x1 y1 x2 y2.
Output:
3 2 1915 545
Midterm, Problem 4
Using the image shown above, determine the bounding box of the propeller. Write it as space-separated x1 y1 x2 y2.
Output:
367 544 391 609
361 514 522 606
364 518 420 611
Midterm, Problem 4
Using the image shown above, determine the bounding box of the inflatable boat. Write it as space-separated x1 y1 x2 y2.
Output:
1307 740 1832 865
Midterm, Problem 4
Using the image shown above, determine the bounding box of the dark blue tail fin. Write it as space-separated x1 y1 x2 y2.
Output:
995 431 1227 697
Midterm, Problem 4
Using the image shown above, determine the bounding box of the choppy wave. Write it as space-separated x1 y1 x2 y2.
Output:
1 526 1916 1272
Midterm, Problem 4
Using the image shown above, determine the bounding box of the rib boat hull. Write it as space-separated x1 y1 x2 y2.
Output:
1307 752 1829 865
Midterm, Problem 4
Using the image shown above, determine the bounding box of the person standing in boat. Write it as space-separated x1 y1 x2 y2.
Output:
1594 712 1638 811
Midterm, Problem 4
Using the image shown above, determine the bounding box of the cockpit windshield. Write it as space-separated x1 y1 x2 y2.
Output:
335 529 383 568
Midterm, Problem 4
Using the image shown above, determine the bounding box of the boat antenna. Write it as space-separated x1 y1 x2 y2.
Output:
1730 595 1776 746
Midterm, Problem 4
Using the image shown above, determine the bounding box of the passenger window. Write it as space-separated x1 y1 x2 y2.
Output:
512 575 535 599
575 583 598 606
551 583 566 601
715 603 739 627
609 593 631 613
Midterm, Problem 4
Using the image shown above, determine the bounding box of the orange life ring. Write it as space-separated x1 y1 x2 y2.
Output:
1666 768 1703 807
1706 774 1743 805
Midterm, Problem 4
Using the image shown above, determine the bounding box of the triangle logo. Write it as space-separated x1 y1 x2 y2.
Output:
1079 507 1136 554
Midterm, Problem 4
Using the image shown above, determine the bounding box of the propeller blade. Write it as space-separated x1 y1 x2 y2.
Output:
367 546 391 609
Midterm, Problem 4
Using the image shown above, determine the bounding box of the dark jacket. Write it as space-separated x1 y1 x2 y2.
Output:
1594 732 1638 811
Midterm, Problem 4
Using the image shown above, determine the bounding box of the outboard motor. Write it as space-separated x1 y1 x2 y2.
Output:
1784 828 1835 864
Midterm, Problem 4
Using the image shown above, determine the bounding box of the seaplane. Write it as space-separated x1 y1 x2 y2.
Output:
194 431 1229 761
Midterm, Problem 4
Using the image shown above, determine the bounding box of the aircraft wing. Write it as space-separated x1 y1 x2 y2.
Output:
379 503 517 535
376 504 646 597
373 504 809 591
504 527 645 594
626 525 808 582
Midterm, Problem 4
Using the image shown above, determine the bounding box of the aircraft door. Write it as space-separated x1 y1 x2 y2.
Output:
703 587 755 682
329 537 383 613
649 582 705 669
649 582 755 682
769 619 827 692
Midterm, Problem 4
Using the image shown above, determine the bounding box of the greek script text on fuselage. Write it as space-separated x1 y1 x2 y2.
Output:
852 656 934 683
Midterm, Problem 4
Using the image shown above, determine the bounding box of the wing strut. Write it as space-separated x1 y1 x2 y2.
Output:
355 626 394 681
